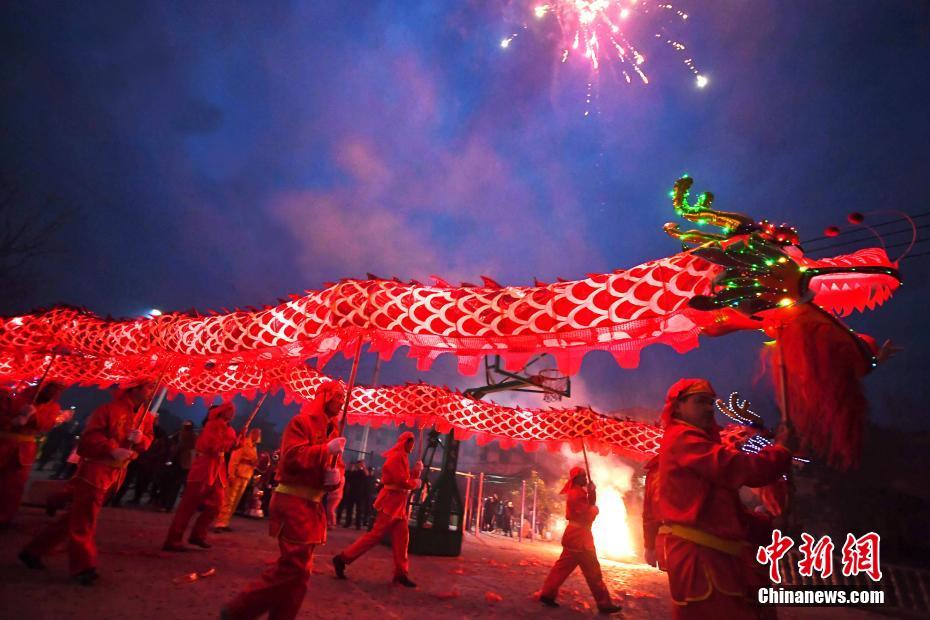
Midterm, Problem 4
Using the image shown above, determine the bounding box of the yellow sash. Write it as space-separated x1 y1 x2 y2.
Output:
275 483 325 502
659 524 747 557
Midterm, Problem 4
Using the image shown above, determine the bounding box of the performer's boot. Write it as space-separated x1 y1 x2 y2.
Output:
597 602 622 614
392 574 416 588
188 537 212 549
74 568 99 586
332 554 347 579
540 596 559 608
18 550 45 570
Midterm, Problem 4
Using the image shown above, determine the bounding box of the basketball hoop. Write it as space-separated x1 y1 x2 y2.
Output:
535 368 568 402
468 356 570 401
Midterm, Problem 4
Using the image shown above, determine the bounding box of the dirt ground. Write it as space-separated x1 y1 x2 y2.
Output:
0 495 887 619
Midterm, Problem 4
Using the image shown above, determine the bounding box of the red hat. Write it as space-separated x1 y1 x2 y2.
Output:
559 466 587 494
382 431 415 458
113 379 152 399
318 381 343 399
306 380 344 418
660 378 716 427
208 402 235 421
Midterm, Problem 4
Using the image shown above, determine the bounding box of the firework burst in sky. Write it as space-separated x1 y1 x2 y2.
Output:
502 0 706 89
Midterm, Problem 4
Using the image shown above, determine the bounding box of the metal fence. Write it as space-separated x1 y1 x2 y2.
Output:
780 550 930 617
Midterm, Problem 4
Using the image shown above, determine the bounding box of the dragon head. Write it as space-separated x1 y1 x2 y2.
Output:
664 176 901 318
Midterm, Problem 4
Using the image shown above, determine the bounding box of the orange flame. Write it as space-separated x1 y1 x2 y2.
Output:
589 454 635 560
557 447 636 561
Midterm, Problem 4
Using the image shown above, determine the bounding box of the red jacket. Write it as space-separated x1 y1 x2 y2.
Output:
656 420 790 541
276 406 334 489
373 447 418 520
561 483 599 552
75 393 153 490
188 416 237 486
270 401 335 545
0 389 62 465
655 419 791 603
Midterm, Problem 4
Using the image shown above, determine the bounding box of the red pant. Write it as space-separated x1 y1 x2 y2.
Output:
223 494 318 620
165 480 224 544
672 589 762 619
341 510 409 577
23 479 106 575
540 548 612 607
658 533 764 620
223 536 314 620
0 442 33 524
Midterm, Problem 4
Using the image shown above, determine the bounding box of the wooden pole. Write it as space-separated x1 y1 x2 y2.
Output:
476 472 484 538
464 474 472 533
519 479 526 542
150 387 167 416
337 338 365 436
331 338 364 468
532 480 538 541
776 332 792 444
580 438 592 481
30 352 59 404
132 368 169 430
417 427 426 461
240 392 268 436
359 356 381 456
776 332 796 519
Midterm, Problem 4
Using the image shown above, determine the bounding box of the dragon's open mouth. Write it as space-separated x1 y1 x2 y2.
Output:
803 248 901 316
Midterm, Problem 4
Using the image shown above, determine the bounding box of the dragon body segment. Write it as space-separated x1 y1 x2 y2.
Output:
0 178 901 461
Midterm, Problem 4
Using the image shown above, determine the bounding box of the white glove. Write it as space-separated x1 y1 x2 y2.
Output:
110 447 134 462
326 437 346 455
323 468 342 487
413 478 423 489
411 460 423 477
13 405 36 426
127 429 144 444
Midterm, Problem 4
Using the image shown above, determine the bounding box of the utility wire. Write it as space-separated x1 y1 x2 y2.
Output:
805 235 929 257
804 223 930 252
801 211 930 244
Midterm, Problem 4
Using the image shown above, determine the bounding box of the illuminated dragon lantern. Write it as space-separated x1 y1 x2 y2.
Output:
0 178 900 468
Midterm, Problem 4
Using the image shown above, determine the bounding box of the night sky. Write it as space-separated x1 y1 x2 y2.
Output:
2 1 929 431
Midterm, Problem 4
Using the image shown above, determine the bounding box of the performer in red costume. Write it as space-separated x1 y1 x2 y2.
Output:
641 455 660 568
655 378 791 619
19 381 155 585
221 382 346 620
539 465 623 614
163 402 237 550
0 382 66 526
332 431 422 587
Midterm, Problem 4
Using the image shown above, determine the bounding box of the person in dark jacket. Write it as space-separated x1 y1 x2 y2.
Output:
339 460 370 529
157 420 196 511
